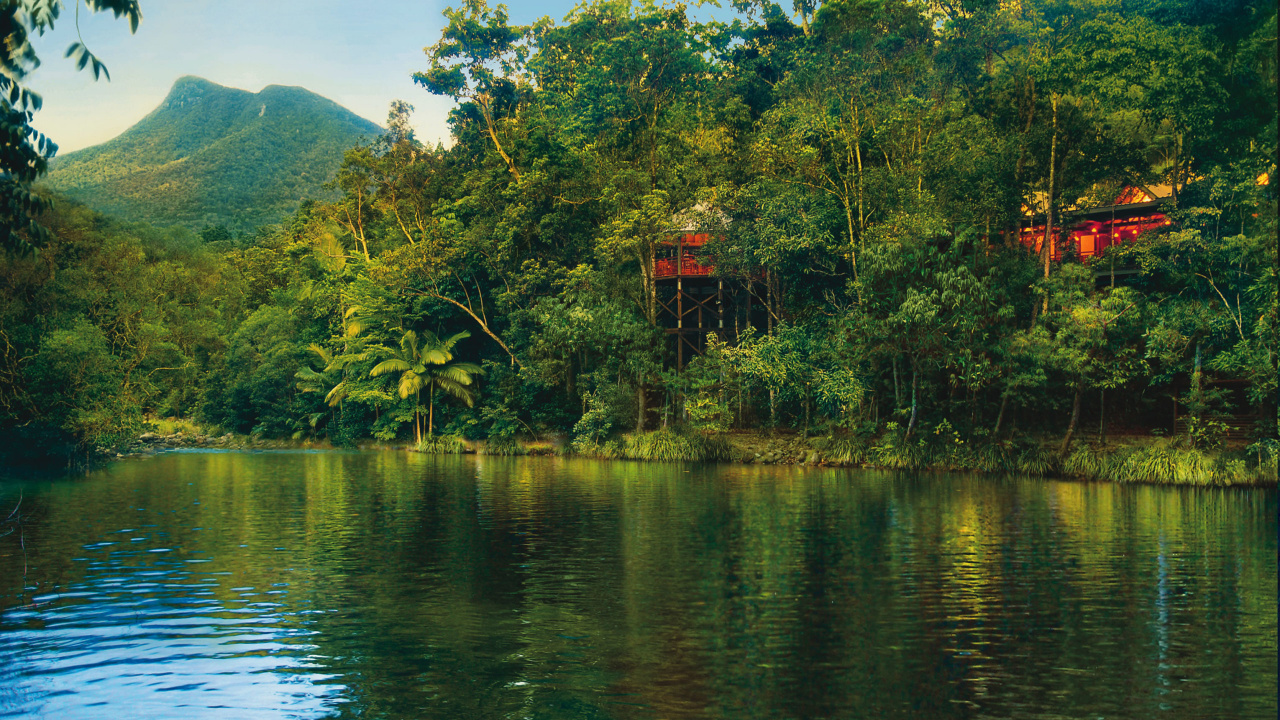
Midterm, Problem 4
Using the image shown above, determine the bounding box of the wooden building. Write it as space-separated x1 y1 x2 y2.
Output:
1019 187 1172 262
654 233 759 369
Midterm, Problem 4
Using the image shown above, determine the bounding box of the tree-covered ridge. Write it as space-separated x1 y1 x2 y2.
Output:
0 0 1275 481
42 76 382 232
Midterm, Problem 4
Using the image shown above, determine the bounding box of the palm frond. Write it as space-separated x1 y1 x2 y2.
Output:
324 381 348 407
295 366 325 383
450 361 483 376
398 371 425 399
370 358 413 377
437 365 479 385
400 330 419 356
422 348 453 365
306 343 333 366
434 377 477 406
324 351 366 372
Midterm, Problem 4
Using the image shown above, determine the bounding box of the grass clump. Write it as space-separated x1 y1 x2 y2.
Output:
1063 444 1116 480
415 434 467 454
573 439 622 459
814 436 869 465
480 436 527 456
868 423 931 470
1060 439 1276 485
618 428 731 462
147 416 215 436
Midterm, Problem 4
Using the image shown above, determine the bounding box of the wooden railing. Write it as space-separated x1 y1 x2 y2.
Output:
655 233 715 278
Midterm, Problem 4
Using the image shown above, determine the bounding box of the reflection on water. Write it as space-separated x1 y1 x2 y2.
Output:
0 452 1274 719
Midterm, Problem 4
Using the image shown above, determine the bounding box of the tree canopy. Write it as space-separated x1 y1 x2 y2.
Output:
0 0 1274 474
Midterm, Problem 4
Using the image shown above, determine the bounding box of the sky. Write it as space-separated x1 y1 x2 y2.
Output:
28 1 746 155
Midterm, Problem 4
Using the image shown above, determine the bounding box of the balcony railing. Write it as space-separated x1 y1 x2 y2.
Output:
655 233 715 279
1020 213 1170 262
656 253 714 279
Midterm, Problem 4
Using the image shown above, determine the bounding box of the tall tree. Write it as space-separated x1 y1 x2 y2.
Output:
370 329 482 442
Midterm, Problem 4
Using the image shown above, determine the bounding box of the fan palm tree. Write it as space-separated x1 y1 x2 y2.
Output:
295 343 376 438
369 329 481 443
294 344 340 435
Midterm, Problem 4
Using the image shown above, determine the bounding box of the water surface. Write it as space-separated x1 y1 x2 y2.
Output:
0 452 1275 719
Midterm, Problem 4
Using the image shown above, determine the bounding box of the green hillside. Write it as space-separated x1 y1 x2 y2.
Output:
42 76 381 232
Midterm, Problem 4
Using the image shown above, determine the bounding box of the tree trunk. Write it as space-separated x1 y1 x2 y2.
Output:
1059 385 1082 456
892 356 902 410
1040 94 1059 315
429 387 435 437
906 367 919 438
844 196 861 302
477 96 521 184
415 390 422 445
1098 388 1106 445
766 269 774 335
993 392 1009 437
429 292 522 369
637 383 646 433
803 385 811 437
1192 341 1203 414
1188 341 1203 446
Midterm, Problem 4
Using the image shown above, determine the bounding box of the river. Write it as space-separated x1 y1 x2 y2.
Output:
0 451 1274 719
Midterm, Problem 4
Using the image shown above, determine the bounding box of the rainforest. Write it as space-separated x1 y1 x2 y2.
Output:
0 0 1275 484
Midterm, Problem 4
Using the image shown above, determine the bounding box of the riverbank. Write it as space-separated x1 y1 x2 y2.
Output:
114 430 335 457
406 427 1276 487
102 421 1276 487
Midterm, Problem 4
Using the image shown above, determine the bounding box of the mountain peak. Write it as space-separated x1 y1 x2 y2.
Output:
172 74 217 89
259 83 310 94
44 80 382 232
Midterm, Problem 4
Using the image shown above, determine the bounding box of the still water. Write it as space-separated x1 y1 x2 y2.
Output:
0 451 1274 719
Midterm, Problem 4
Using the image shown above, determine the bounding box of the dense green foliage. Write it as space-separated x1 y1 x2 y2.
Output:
0 0 1275 480
0 201 237 458
43 76 381 232
0 0 142 255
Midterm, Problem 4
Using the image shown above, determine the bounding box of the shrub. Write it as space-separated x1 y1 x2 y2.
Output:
1063 444 1113 480
481 436 527 456
618 428 731 462
415 434 467 454
815 435 869 466
571 391 614 452
869 423 929 470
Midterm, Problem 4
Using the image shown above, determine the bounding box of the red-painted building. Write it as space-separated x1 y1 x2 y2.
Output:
654 232 760 368
655 232 714 279
1019 187 1171 262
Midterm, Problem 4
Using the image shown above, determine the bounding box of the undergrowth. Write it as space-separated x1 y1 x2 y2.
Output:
1064 440 1275 485
577 428 731 462
814 436 870 465
811 423 1274 484
147 416 216 436
415 435 467 454
480 436 527 456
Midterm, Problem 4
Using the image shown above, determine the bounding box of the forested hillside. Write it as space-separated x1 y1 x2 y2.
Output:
1 0 1275 481
42 76 381 231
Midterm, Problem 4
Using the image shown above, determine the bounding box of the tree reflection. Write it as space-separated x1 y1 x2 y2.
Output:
0 454 1274 719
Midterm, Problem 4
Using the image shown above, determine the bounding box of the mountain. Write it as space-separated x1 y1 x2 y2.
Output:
42 76 381 232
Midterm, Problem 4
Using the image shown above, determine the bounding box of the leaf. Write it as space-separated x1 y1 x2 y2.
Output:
369 358 412 376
